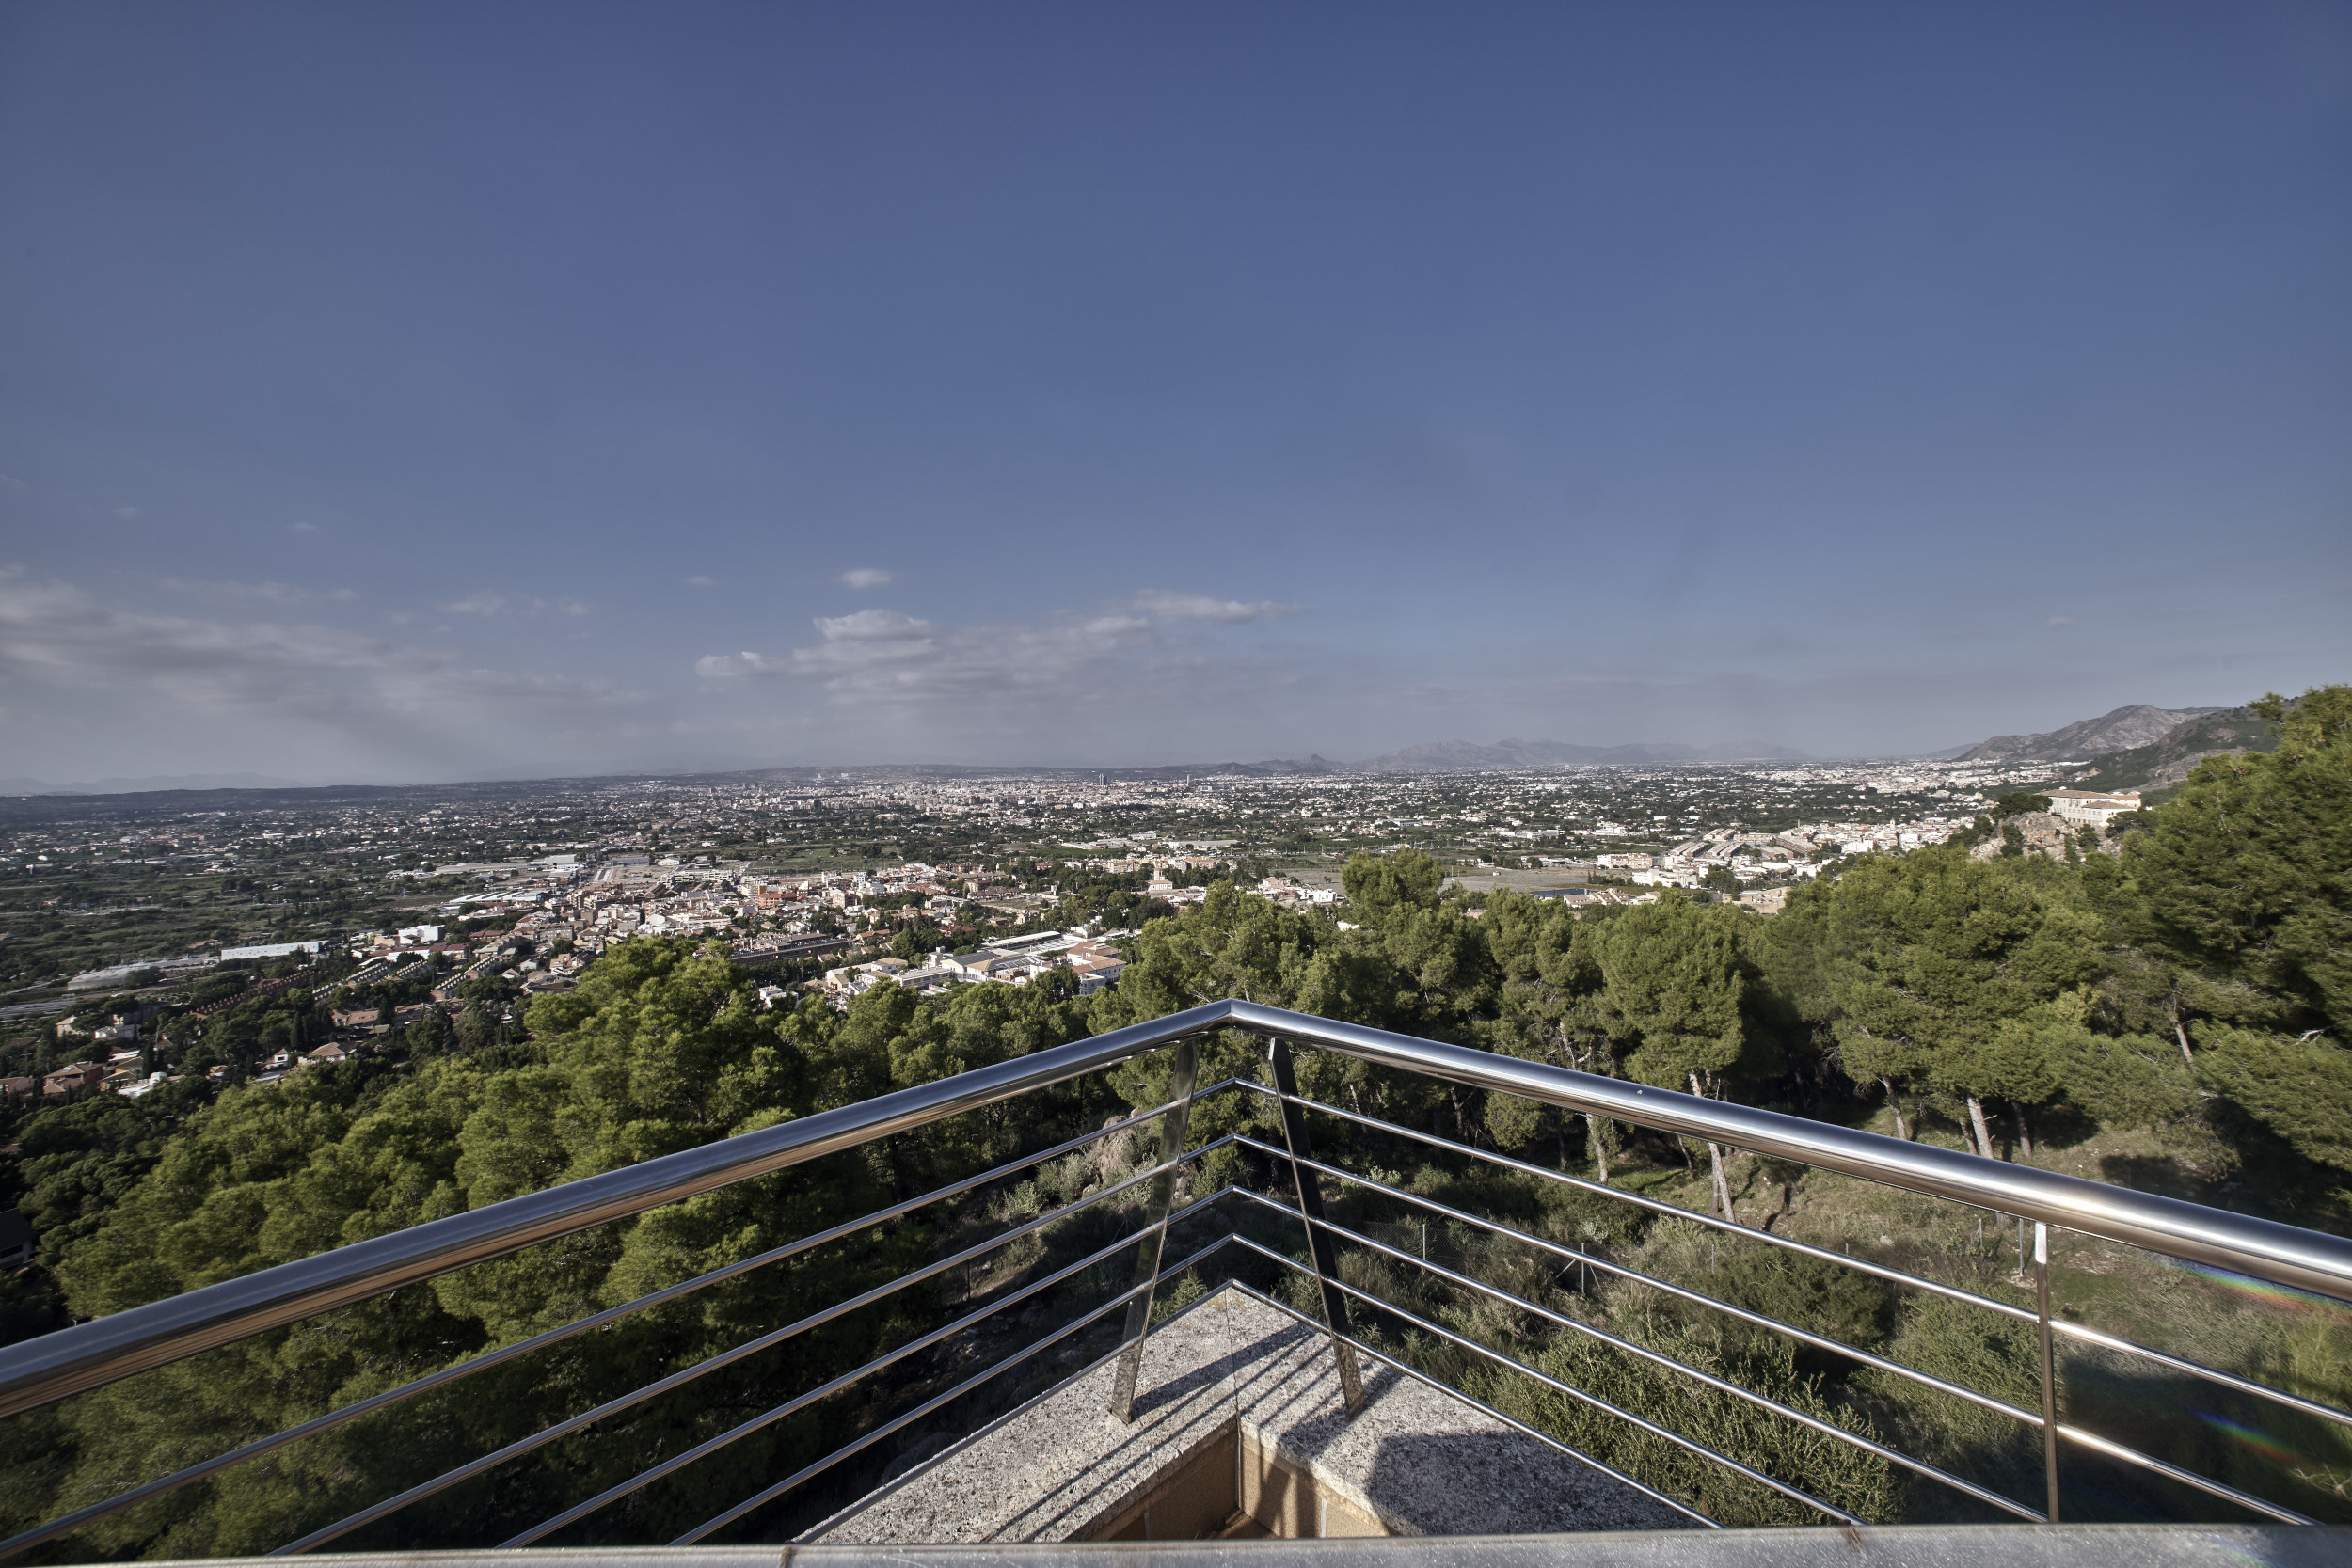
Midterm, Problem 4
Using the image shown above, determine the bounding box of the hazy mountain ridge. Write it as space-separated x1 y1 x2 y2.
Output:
1098 737 1809 778
9 703 2278 809
2057 708 2279 794
2 739 1814 806
1359 738 1689 770
1345 736 1807 772
0 772 307 796
1101 756 1348 781
1954 705 2226 763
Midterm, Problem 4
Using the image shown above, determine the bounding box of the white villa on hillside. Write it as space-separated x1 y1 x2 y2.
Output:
2045 787 2142 828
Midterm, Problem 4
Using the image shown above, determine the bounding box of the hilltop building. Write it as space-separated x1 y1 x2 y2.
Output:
2044 788 2141 828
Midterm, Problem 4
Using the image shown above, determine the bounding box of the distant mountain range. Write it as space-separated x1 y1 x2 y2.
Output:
1944 705 2228 763
1102 736 1807 780
2042 708 2277 794
1125 705 2281 783
1 703 2282 803
1346 736 1807 771
0 771 307 796
1924 703 2280 794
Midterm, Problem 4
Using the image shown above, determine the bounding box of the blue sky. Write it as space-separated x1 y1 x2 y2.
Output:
2 1 2346 783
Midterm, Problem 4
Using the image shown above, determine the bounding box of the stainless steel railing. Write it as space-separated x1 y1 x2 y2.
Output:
0 1000 1234 1418
1212 1106 2333 1527
0 998 2347 1556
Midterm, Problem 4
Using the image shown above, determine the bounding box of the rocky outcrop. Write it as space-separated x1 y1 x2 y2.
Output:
1967 811 2091 862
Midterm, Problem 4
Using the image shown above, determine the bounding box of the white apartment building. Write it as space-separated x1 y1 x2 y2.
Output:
2044 788 2143 828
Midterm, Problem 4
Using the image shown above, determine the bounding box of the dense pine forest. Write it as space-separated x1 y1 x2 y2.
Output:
1 686 2346 1549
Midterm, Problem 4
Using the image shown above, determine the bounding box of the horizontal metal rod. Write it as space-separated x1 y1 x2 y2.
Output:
1261 1180 2318 1528
676 1231 1242 1546
1258 1081 2352 1477
2055 1418 2317 1526
1249 1081 2352 1512
2049 1316 2352 1433
1216 1278 1717 1530
17 1000 2350 1423
5 999 2344 1555
1217 1002 2352 1304
1233 1133 2044 1431
0 1005 1240 1418
1242 1079 2039 1324
1250 1079 2352 1438
1231 1187 2042 1524
501 1188 1232 1549
0 1090 1203 1565
1222 1232 1860 1526
273 1142 1216 1556
674 1283 1150 1547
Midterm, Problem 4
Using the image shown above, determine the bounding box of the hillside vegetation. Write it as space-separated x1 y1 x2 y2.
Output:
0 686 2346 1548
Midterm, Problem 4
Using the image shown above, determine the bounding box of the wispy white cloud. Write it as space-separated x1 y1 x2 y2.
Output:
695 650 791 678
161 577 356 606
444 592 590 618
0 568 637 771
695 588 1303 721
2045 616 2074 628
698 605 1168 702
1133 589 1300 625
840 567 894 589
686 576 718 588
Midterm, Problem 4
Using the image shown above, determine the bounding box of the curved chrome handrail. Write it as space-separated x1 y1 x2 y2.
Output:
0 999 1235 1418
5 998 2349 1425
1215 1000 2352 1305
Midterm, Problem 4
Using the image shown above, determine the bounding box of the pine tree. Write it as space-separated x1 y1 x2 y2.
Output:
1820 851 2097 1158
2121 686 2352 1169
1596 895 1771 1219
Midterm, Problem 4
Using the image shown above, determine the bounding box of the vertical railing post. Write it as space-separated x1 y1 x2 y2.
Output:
2035 1220 2060 1522
1267 1037 1367 1417
1107 1038 1200 1423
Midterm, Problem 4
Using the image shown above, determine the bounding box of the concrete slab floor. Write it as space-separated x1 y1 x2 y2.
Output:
803 1285 1687 1544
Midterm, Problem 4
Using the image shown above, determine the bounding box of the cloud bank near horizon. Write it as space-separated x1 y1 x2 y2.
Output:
5 557 2335 787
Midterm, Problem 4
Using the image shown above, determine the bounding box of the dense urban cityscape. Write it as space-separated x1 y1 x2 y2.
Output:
1 745 2135 1089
